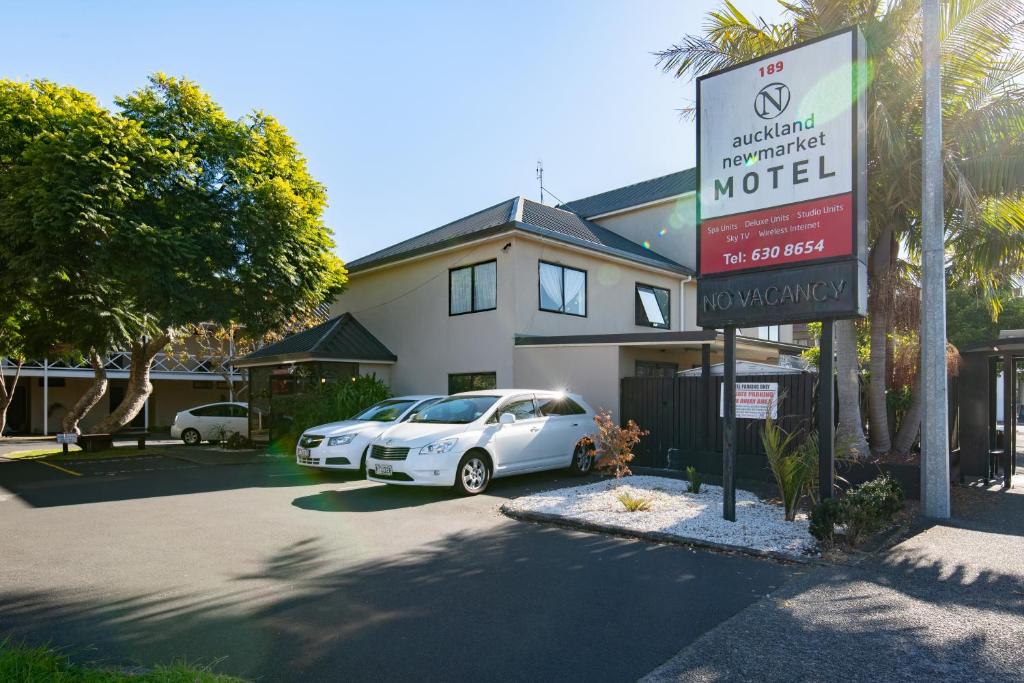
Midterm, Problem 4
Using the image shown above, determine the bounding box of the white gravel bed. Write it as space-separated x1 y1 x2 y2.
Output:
505 475 816 558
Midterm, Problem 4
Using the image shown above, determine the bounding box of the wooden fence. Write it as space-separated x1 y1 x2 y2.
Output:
620 373 816 468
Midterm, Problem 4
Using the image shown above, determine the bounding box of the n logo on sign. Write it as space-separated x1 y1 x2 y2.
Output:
753 82 790 119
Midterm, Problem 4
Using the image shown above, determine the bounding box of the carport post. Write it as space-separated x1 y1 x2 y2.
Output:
700 343 711 451
723 326 736 522
1003 353 1014 488
818 320 835 499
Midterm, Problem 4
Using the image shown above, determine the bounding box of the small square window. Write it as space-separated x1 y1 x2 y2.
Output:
539 261 587 317
450 260 497 315
635 284 670 329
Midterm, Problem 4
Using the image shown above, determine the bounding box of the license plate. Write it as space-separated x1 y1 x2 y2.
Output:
296 447 310 458
374 464 393 476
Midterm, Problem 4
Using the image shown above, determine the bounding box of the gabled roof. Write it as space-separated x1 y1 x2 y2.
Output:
235 313 396 367
346 197 692 275
559 168 696 218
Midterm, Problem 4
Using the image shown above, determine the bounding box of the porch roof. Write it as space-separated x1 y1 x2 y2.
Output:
514 330 806 354
235 313 397 368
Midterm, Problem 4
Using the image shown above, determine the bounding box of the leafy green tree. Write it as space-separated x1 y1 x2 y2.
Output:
0 76 346 434
0 79 158 434
90 74 346 432
946 287 1024 349
658 0 1024 458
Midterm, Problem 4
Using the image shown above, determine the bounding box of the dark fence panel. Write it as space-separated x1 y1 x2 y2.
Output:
621 373 816 467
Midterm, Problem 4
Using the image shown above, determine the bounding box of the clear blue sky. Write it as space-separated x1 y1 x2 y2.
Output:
1 0 785 262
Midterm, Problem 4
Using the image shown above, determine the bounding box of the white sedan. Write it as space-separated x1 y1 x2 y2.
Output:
295 395 443 472
170 402 249 445
366 389 596 495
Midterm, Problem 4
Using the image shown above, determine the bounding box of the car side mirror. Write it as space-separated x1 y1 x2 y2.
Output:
498 412 516 426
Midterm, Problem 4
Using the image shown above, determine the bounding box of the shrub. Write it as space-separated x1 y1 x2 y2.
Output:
808 475 905 547
760 409 817 521
272 375 391 448
685 465 703 493
617 491 653 512
842 475 904 544
592 410 648 478
809 498 843 547
224 432 252 450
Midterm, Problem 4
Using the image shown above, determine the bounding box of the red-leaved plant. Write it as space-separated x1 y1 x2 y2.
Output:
592 409 648 479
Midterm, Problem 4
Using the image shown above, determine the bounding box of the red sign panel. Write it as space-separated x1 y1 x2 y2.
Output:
700 193 853 275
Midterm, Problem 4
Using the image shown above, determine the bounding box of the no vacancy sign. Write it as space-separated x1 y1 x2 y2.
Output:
696 28 868 327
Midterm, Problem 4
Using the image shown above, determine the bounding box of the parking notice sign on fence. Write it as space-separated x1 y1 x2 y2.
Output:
720 382 778 420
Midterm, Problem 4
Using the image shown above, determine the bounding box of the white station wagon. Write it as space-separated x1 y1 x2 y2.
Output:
366 389 596 495
295 395 443 472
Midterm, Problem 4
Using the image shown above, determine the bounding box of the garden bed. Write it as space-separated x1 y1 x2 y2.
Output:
502 475 817 560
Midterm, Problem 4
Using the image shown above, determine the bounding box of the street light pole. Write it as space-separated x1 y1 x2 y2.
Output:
921 0 951 518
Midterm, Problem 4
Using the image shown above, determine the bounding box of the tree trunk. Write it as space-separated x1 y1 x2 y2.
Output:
0 359 24 438
835 319 869 459
893 372 923 456
867 227 896 455
94 334 170 434
62 351 108 434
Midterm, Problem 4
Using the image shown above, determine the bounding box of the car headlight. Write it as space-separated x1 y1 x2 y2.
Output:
327 434 357 446
419 437 458 455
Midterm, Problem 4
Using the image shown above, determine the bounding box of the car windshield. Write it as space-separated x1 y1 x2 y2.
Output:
410 396 500 424
353 400 417 422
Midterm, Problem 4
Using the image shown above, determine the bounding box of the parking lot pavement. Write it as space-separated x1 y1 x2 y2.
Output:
0 457 801 682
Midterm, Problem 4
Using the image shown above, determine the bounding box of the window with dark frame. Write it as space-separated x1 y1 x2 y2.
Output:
635 283 671 329
449 260 497 315
447 372 497 394
635 360 678 378
538 261 586 316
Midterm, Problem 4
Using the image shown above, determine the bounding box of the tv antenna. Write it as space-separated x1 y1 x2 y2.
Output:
536 160 544 203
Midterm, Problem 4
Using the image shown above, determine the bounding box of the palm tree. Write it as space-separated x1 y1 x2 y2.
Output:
658 0 1024 458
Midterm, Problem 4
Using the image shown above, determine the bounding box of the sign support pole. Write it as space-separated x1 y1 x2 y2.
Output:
921 0 950 518
723 326 737 521
818 319 835 499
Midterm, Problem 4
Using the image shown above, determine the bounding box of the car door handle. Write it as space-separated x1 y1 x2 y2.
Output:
530 427 540 432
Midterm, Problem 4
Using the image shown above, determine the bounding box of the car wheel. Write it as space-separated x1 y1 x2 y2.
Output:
454 452 491 495
181 428 201 446
568 441 595 476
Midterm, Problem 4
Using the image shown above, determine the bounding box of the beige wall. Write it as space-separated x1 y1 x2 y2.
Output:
590 195 697 271
509 236 689 336
332 237 517 396
358 363 393 387
15 376 230 434
512 345 621 417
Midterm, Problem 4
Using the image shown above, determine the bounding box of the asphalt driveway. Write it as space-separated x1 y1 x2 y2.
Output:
0 453 800 682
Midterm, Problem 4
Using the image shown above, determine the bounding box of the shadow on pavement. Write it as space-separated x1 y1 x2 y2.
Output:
0 521 796 682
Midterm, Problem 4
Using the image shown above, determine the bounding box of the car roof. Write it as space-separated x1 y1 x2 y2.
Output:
391 395 445 401
191 401 248 408
451 389 575 398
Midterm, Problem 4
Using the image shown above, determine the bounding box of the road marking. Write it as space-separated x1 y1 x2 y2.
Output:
36 460 82 477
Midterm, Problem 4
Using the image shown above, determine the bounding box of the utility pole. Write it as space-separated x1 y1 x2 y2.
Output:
921 0 951 518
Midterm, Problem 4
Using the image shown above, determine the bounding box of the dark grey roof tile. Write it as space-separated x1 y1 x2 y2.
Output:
559 168 696 218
